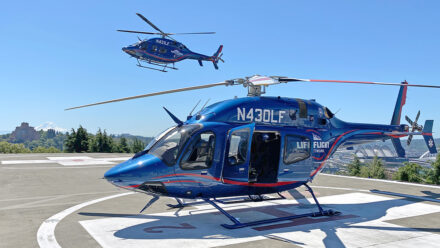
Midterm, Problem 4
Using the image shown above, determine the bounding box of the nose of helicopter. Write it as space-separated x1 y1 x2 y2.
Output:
104 154 161 188
122 46 136 55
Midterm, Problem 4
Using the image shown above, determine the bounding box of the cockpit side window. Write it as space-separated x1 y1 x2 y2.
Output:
180 131 216 170
148 124 202 166
228 128 250 166
284 135 310 164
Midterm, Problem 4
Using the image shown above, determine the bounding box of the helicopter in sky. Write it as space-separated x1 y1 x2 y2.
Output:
118 13 224 72
67 75 440 229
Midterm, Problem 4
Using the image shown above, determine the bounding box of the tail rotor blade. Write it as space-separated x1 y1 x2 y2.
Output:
405 116 413 125
407 135 413 146
415 110 421 124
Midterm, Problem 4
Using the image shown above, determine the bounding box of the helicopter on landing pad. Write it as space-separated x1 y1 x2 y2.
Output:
66 75 440 229
118 13 224 72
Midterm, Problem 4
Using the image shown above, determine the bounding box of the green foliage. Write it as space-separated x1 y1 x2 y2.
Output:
0 141 31 153
368 156 386 179
347 155 362 176
131 138 145 153
88 129 115 153
65 126 90 153
393 162 425 183
426 153 440 185
32 146 61 153
354 156 386 179
115 137 131 153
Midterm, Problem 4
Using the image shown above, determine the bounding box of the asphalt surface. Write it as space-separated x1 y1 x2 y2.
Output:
1 153 439 248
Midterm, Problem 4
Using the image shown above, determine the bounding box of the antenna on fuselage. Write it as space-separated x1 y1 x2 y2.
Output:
187 99 201 120
198 98 211 113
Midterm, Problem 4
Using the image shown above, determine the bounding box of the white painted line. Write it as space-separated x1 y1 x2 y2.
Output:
321 173 440 189
79 192 440 248
371 190 440 203
37 192 134 248
1 165 114 169
99 157 131 161
1 160 57 165
0 191 120 202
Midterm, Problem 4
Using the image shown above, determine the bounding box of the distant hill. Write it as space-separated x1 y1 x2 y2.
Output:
0 131 9 135
35 122 67 133
111 133 153 145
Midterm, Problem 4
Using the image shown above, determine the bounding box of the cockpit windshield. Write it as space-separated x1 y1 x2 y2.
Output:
145 126 175 151
148 124 202 165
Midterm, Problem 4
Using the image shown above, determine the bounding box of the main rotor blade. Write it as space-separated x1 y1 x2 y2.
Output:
117 30 161 35
279 78 440 88
65 81 229 111
169 32 216 35
136 13 166 35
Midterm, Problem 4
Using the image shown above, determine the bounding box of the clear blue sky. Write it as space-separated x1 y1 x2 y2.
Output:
1 0 439 137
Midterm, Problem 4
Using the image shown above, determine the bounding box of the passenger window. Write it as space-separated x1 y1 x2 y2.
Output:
152 45 158 52
180 132 215 170
284 135 310 164
228 128 250 166
159 47 167 53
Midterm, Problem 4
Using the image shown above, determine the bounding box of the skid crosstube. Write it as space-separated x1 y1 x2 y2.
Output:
205 184 340 229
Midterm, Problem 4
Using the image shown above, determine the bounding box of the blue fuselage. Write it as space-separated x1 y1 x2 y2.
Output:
122 38 212 64
104 96 407 199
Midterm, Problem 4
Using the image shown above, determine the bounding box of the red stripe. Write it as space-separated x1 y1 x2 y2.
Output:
306 129 321 135
422 132 432 136
310 129 358 177
222 179 298 187
153 173 297 187
136 49 189 62
386 134 407 138
312 153 325 161
162 180 200 184
121 184 140 188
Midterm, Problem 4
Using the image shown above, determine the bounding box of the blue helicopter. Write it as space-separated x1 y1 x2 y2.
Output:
118 13 224 72
66 75 440 229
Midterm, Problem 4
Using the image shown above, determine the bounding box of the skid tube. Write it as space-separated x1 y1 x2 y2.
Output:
167 192 286 209
205 184 340 229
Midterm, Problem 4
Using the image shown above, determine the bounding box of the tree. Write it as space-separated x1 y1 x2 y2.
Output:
357 156 385 179
393 162 424 183
32 146 61 153
369 156 386 179
64 126 90 152
347 155 361 176
0 141 31 153
131 138 145 153
89 129 115 153
116 137 130 153
426 154 440 185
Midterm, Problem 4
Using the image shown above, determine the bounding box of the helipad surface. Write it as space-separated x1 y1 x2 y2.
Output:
1 153 439 248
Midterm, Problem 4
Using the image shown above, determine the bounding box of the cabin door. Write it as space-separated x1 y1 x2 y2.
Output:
248 131 281 183
221 123 255 183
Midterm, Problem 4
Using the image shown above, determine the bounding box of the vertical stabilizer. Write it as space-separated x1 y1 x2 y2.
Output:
390 82 408 157
422 120 437 154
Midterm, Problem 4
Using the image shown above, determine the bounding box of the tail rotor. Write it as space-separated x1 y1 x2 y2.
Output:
405 110 423 146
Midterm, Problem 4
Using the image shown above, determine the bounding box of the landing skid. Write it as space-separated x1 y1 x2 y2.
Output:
167 193 285 208
206 184 340 229
136 59 178 72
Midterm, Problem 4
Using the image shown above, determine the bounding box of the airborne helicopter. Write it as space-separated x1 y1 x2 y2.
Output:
118 13 224 72
66 75 439 229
